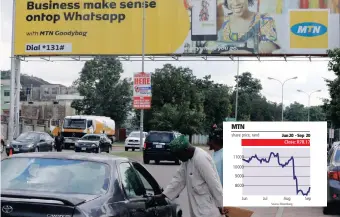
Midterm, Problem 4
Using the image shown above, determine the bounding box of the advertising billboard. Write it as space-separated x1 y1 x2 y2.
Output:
133 72 151 110
14 0 340 56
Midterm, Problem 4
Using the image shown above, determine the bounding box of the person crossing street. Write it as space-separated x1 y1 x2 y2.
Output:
54 132 64 152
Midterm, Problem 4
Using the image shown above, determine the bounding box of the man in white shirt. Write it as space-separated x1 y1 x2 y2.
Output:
152 135 226 217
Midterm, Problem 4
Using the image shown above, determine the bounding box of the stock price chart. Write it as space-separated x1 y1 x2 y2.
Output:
223 122 327 207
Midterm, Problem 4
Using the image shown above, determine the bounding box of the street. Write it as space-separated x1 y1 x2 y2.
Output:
1 148 338 217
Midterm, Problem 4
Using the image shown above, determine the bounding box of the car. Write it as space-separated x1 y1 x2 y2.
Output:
1 135 5 153
324 143 340 215
143 131 181 165
5 131 54 155
125 131 148 151
75 134 112 153
0 152 182 217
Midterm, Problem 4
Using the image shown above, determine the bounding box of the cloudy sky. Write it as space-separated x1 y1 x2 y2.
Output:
0 0 337 107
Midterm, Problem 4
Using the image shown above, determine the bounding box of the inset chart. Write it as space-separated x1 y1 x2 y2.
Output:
223 122 327 207
242 147 310 196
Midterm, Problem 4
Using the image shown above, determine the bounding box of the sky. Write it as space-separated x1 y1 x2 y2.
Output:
0 0 337 107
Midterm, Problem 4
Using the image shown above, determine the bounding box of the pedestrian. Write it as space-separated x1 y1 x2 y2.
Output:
208 124 223 186
152 135 226 217
54 132 64 152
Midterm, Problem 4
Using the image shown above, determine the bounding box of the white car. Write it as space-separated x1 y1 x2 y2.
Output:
125 131 147 151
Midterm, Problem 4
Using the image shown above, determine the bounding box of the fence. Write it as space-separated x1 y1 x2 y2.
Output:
1 115 49 141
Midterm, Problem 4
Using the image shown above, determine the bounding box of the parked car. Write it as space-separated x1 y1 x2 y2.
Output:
5 131 54 155
324 143 340 215
125 131 148 151
143 131 181 165
1 135 5 153
1 152 182 217
75 134 112 153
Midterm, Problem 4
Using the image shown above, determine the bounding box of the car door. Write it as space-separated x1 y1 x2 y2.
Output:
38 134 48 151
118 162 149 217
132 162 174 217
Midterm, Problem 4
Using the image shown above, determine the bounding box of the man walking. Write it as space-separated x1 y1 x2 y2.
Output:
152 135 226 217
208 124 223 186
54 132 64 152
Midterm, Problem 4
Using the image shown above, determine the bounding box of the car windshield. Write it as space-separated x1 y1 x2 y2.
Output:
16 133 39 141
1 158 110 195
146 133 173 143
129 132 144 138
63 119 86 129
81 135 100 141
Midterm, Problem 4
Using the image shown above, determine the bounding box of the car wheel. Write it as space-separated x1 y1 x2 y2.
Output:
155 160 160 164
97 147 101 153
323 203 333 215
132 148 135 151
106 146 111 153
34 147 39 152
125 147 128 151
143 156 150 164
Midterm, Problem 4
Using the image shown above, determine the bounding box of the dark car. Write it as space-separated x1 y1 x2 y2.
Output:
75 134 112 153
1 152 182 217
324 143 340 214
143 131 181 165
5 131 54 156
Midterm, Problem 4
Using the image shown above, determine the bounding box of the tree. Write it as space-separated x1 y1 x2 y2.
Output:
325 49 340 127
139 64 206 135
195 75 232 132
71 56 132 127
231 72 270 121
284 102 307 121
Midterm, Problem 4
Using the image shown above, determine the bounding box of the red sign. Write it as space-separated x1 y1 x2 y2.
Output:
133 72 151 110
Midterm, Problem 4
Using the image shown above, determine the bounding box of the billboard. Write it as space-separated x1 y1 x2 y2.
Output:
133 72 151 110
14 0 340 56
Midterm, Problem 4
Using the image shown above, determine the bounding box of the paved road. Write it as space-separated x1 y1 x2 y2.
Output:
143 162 338 217
1 148 338 217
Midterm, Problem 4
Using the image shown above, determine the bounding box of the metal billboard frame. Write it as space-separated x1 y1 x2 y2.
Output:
9 0 332 215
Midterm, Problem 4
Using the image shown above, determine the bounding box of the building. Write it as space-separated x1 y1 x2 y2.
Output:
1 79 23 115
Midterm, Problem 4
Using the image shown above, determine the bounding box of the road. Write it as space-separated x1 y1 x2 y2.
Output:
1 148 338 217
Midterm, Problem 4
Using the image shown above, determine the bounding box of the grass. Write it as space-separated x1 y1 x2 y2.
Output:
111 150 142 160
112 142 125 147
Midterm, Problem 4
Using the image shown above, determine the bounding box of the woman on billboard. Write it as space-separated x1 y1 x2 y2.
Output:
205 0 281 55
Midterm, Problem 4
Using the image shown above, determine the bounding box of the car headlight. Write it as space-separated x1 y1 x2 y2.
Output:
27 143 34 148
91 144 97 147
75 142 79 146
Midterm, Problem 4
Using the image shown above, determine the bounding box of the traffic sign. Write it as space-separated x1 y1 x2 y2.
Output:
133 72 151 110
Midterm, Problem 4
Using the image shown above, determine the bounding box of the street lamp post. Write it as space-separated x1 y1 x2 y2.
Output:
297 89 322 121
267 77 298 121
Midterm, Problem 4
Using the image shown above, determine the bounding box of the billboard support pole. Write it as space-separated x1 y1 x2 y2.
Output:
139 0 146 152
8 0 21 142
234 57 239 121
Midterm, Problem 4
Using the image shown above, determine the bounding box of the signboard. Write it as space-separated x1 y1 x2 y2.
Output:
14 0 340 56
133 72 151 109
329 128 334 139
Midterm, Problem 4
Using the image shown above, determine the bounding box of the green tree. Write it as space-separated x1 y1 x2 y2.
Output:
325 49 340 127
284 102 307 121
71 56 132 127
139 64 205 135
195 75 232 131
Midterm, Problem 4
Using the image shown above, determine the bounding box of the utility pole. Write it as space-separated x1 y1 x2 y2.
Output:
268 77 298 121
139 0 146 151
297 89 322 121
